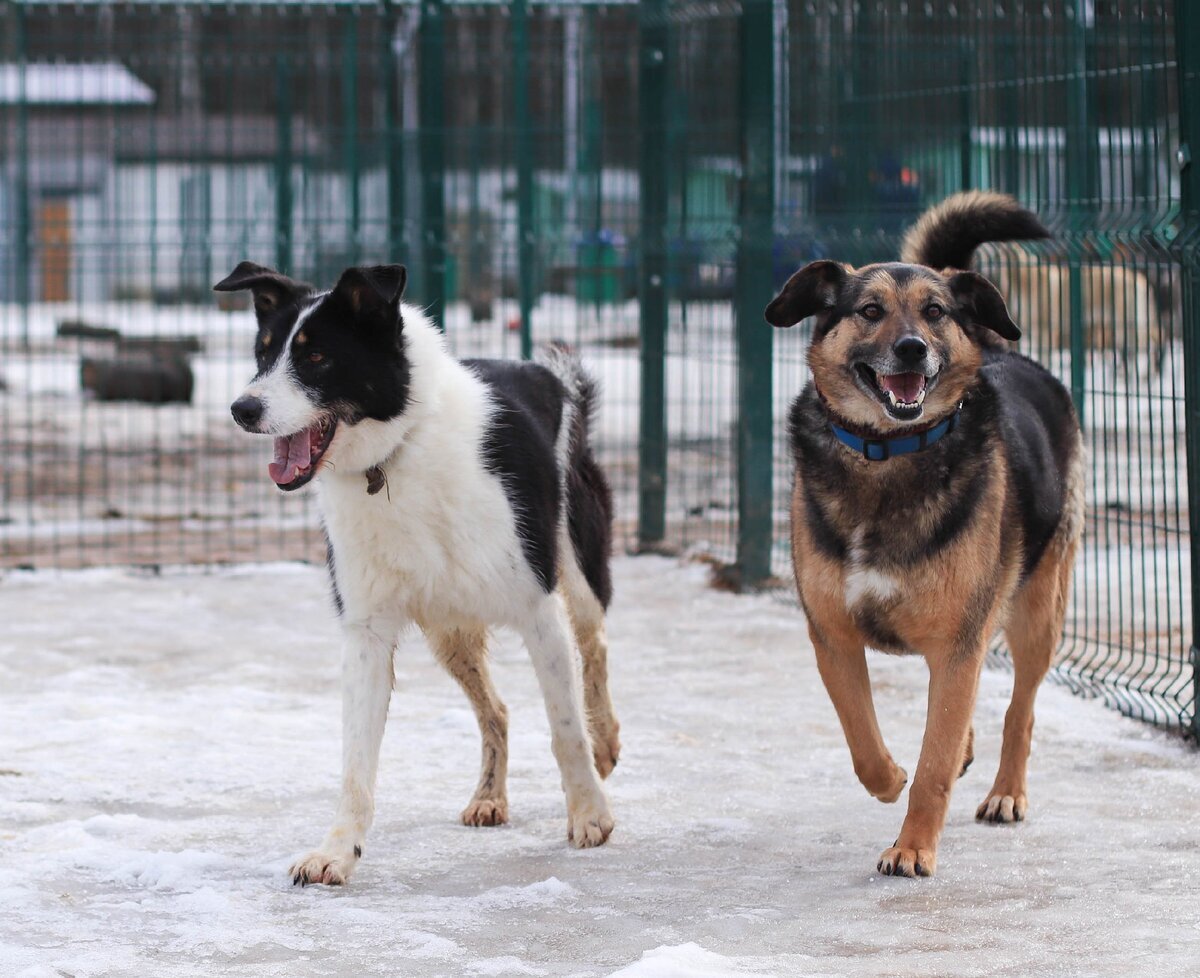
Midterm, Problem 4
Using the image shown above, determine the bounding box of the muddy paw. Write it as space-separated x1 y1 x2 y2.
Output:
461 797 509 827
877 844 936 878
567 802 614 849
290 848 359 887
591 726 621 780
976 792 1026 823
860 762 908 804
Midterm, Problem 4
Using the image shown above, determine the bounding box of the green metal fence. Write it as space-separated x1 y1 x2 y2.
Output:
0 0 1196 737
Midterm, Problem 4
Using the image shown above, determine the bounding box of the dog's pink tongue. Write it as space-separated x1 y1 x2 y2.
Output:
878 372 925 402
268 430 312 485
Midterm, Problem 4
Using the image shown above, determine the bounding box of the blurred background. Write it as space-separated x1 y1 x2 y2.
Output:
0 0 1197 736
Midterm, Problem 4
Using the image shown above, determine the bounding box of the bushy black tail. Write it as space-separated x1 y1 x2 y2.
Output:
900 190 1050 270
541 342 601 443
541 344 614 609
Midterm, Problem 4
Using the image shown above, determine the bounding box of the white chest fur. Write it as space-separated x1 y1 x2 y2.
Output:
316 318 539 629
843 527 900 608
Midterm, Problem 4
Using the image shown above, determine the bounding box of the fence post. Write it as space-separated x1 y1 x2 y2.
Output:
959 41 974 192
1174 0 1200 740
343 8 360 265
14 0 30 308
734 0 776 587
1064 0 1098 427
513 0 535 361
637 0 669 551
419 0 447 329
274 52 293 275
382 0 404 265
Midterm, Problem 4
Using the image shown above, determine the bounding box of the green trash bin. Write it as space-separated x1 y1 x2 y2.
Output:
576 230 623 305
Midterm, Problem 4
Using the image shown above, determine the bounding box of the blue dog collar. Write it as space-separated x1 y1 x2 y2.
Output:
830 405 962 461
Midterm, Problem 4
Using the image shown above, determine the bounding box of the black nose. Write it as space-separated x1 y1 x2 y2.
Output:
231 395 264 430
893 335 928 364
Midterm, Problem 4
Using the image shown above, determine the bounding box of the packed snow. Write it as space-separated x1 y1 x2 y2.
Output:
1 556 1198 977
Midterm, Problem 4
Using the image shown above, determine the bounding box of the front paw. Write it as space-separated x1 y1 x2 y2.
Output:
290 846 360 887
567 798 614 848
461 796 509 827
858 761 908 804
877 843 936 878
591 722 621 780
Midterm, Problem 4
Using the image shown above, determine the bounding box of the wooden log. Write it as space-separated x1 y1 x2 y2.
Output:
57 320 121 342
80 355 195 404
117 336 204 356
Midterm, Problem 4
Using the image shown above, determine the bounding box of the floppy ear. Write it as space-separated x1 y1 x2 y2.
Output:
332 264 408 315
947 270 1021 342
213 261 313 323
764 260 848 328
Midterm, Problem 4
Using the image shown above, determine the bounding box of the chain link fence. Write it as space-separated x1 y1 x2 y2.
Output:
0 0 1196 736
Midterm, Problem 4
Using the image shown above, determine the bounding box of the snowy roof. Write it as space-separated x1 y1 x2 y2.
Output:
0 63 155 107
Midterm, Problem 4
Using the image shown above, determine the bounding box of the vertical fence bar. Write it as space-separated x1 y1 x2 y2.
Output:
15 0 30 308
1174 0 1200 739
959 40 974 192
275 51 293 274
513 0 535 360
999 33 1020 195
419 0 447 328
846 3 876 245
637 0 669 551
735 0 775 586
1064 0 1097 426
343 9 360 265
383 0 405 264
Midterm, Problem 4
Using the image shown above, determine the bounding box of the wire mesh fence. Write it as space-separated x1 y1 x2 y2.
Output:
0 0 1196 736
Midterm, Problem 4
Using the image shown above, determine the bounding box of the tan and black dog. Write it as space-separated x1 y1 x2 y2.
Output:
765 192 1084 878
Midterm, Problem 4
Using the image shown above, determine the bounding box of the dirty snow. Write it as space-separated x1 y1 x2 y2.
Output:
1 556 1199 977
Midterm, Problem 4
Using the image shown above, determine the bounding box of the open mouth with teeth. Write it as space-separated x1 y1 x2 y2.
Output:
268 416 338 490
855 364 935 421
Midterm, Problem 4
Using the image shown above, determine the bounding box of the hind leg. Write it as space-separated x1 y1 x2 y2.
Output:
978 550 1073 824
560 553 620 778
518 593 613 848
428 626 509 827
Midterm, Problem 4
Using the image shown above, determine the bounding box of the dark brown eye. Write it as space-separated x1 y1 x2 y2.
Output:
308 352 325 364
925 304 944 320
860 303 884 321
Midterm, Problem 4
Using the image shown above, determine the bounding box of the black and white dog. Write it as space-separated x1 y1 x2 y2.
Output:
216 262 620 886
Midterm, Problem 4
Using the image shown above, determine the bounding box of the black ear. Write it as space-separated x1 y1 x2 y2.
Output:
333 264 408 314
764 260 848 328
213 261 313 322
947 270 1021 341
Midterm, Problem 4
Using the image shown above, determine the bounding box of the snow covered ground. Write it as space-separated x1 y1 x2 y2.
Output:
2 556 1198 977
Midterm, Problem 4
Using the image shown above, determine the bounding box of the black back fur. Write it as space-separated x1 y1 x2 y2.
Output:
466 359 614 608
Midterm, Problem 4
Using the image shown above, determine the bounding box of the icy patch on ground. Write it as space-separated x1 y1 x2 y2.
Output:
1 556 1198 976
607 943 787 977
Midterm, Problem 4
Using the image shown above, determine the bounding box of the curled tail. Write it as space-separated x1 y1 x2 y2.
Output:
900 190 1049 270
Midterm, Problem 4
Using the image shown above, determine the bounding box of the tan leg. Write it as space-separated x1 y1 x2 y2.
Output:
878 648 984 878
560 558 621 779
428 626 509 827
978 551 1072 824
809 622 908 804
